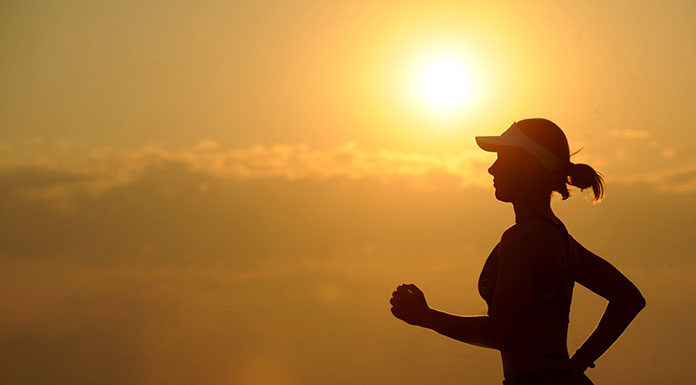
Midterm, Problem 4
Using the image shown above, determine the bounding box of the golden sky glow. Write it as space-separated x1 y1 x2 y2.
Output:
1 1 695 384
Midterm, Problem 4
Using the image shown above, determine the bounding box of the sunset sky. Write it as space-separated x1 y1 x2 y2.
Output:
1 1 695 384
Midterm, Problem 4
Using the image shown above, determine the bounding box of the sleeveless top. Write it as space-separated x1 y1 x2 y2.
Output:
478 215 575 324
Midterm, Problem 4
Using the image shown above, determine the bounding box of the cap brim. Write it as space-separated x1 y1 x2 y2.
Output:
475 136 513 152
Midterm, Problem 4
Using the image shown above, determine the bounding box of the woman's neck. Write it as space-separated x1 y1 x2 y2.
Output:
513 196 556 224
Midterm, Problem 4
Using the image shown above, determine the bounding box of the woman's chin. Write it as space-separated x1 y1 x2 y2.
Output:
494 189 512 202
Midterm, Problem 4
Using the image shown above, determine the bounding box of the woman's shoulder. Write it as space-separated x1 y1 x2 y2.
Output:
500 219 567 268
502 217 560 244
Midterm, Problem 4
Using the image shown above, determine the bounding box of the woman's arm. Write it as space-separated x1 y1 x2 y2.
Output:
390 285 503 350
568 235 647 369
391 222 558 351
421 310 502 350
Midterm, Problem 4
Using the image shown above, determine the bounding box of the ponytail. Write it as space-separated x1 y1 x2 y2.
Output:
568 162 605 203
551 161 606 204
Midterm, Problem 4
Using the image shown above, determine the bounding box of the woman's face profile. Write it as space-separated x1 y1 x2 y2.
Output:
488 147 545 202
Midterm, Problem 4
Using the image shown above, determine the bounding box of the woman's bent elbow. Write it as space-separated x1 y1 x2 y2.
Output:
635 294 646 312
612 290 646 315
625 292 646 314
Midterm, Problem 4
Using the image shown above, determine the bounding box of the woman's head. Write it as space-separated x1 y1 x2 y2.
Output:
479 118 605 204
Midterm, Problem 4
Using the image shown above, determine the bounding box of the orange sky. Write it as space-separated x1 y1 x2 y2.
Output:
1 1 695 384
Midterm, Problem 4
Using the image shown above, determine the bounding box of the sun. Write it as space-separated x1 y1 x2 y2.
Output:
393 45 489 124
420 57 473 110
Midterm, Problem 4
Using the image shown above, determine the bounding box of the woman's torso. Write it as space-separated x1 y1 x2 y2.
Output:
478 214 576 380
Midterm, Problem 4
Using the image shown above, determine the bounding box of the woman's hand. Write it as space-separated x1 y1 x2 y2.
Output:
390 283 432 328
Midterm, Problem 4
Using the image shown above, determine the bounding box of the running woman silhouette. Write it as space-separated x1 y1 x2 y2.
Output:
389 118 646 385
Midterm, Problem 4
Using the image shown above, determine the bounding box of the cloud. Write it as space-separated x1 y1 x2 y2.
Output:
605 128 680 162
0 141 494 206
608 129 652 139
614 159 696 194
1 139 695 214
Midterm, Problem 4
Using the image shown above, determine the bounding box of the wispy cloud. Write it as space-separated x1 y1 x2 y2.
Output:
608 129 652 139
606 127 679 160
1 138 694 212
614 159 696 194
1 141 494 202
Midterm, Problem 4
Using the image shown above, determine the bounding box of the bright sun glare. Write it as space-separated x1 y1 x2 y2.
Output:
396 46 488 123
421 58 472 109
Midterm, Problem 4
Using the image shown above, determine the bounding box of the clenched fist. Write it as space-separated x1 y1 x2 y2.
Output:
390 283 432 327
